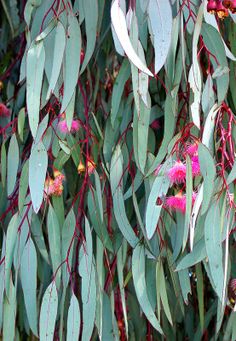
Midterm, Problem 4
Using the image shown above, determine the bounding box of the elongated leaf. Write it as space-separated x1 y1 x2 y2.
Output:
66 293 80 341
61 14 81 113
204 202 224 299
39 282 58 341
132 244 163 334
26 40 45 138
46 20 66 99
21 238 38 336
47 204 61 288
7 134 19 196
147 0 172 74
3 278 16 341
29 141 48 213
110 145 139 247
18 160 29 212
111 0 153 77
5 214 18 298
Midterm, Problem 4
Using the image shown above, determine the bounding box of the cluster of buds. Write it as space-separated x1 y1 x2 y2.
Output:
44 170 65 197
159 142 201 214
207 0 236 19
77 159 96 175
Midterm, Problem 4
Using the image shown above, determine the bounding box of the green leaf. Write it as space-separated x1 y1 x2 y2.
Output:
29 141 48 213
7 134 19 196
5 214 18 298
17 107 25 141
31 213 50 264
46 20 66 99
1 142 7 189
20 238 38 336
176 238 207 271
66 293 80 341
204 202 224 299
183 155 193 250
80 0 98 73
18 160 29 212
111 59 131 126
61 13 81 113
79 218 96 341
132 244 163 334
110 145 139 247
47 204 61 288
198 143 216 215
39 282 58 341
61 209 75 287
26 40 45 138
147 0 172 74
145 161 170 240
3 278 16 341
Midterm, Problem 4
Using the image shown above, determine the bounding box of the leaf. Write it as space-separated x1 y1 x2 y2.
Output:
66 293 80 341
7 134 19 196
198 143 216 215
26 40 45 138
183 155 193 251
47 204 61 288
31 213 50 264
204 202 224 299
18 160 29 212
46 20 66 100
5 214 18 298
17 107 25 141
60 13 81 113
145 161 170 240
39 282 58 341
1 142 6 189
147 0 172 74
29 141 48 213
80 0 98 73
61 209 75 287
111 0 153 77
79 218 96 341
3 278 16 341
132 244 163 334
111 59 131 127
176 238 207 271
21 238 38 336
110 145 139 247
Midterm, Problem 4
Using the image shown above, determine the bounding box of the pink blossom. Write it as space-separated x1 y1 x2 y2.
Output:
166 192 197 214
191 156 201 176
0 103 10 117
58 119 80 134
150 119 161 130
167 161 186 184
186 143 198 156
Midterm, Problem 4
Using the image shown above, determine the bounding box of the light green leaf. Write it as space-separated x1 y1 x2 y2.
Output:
7 134 19 196
21 238 38 336
39 282 58 341
26 40 45 138
3 278 16 341
18 160 29 213
29 141 48 213
61 14 81 113
66 293 80 341
47 204 61 288
132 244 163 334
147 0 172 74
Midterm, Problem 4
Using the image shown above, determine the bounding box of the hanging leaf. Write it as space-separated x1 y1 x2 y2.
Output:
26 40 45 138
3 278 16 341
29 141 48 213
66 293 80 341
39 282 58 341
147 0 172 74
132 244 163 334
7 134 19 196
20 238 38 336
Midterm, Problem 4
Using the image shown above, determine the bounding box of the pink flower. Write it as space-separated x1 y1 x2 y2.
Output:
186 143 198 157
167 161 186 184
191 156 201 176
0 103 10 117
58 119 80 134
166 192 197 214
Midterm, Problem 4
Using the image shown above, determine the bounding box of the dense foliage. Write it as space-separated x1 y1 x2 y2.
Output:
0 0 236 339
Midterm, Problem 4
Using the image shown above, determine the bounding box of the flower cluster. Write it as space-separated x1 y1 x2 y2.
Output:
0 103 10 117
207 0 236 19
44 170 65 197
162 142 201 214
58 118 81 134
